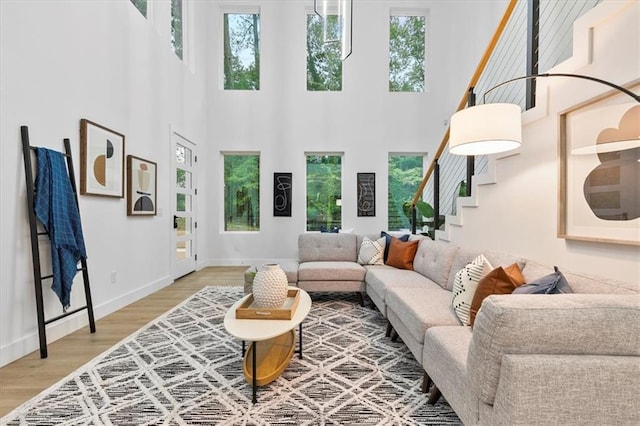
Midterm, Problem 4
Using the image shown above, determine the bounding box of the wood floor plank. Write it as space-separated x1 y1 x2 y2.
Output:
0 266 246 417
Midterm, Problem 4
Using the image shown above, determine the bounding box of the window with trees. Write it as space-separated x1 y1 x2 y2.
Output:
307 154 342 231
224 154 260 231
389 13 426 92
130 0 147 18
307 14 342 91
171 0 183 60
224 13 260 90
388 155 425 230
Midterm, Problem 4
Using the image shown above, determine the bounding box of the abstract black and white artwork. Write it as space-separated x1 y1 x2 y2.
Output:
273 172 292 217
357 172 376 217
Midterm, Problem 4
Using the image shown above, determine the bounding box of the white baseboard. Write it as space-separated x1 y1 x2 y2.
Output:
0 275 172 367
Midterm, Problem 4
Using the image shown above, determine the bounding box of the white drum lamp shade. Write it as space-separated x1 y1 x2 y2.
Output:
449 103 522 155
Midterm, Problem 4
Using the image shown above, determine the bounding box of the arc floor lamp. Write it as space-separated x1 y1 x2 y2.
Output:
448 73 640 156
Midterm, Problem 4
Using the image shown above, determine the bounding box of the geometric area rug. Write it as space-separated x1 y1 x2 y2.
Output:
1 287 460 425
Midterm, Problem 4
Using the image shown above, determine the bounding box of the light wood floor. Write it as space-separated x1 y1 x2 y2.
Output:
0 266 246 417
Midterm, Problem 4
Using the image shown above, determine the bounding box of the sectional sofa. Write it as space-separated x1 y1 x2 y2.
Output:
244 232 640 425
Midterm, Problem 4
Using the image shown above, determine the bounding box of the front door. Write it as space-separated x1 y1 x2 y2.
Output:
172 131 197 279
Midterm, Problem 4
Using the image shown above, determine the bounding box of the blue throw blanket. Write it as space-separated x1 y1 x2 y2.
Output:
34 148 87 310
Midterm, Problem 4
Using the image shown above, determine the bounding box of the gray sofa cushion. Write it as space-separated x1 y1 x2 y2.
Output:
365 266 431 316
412 239 460 289
446 248 526 291
299 233 358 262
523 261 639 294
468 293 640 405
298 261 366 282
422 326 478 426
385 286 460 344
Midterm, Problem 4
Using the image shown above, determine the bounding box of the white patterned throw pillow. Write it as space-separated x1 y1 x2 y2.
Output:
452 254 493 325
357 236 386 265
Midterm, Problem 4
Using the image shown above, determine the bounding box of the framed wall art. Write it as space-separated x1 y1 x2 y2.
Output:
127 155 157 216
80 119 125 197
273 172 292 217
559 86 639 246
357 172 376 217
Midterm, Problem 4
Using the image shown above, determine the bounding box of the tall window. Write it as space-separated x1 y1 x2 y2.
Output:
389 14 426 92
224 154 260 231
171 0 183 60
307 154 342 231
307 14 342 91
388 155 425 230
224 13 260 90
130 0 147 17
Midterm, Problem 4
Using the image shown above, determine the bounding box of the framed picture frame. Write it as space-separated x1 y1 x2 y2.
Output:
558 87 639 246
357 172 376 217
127 155 157 216
273 172 292 217
80 119 125 198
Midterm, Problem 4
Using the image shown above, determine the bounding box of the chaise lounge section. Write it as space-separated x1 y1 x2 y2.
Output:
423 293 639 425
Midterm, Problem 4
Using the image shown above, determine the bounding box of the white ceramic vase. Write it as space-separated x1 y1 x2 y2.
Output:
252 263 288 308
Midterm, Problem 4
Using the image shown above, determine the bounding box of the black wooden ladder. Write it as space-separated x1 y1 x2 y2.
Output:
20 125 96 359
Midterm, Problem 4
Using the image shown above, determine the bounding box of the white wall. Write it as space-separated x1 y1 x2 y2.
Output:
0 0 509 366
205 0 507 265
0 0 208 366
3 0 634 369
444 0 640 285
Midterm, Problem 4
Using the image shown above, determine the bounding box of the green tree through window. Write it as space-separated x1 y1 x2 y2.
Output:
130 0 147 17
224 154 260 231
307 14 342 91
171 0 183 60
389 15 425 92
388 155 424 230
307 155 342 231
224 13 260 90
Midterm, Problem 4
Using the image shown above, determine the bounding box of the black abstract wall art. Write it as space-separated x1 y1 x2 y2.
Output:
274 172 292 217
357 172 375 217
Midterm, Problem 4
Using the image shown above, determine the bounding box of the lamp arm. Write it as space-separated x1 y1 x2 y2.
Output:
483 73 640 104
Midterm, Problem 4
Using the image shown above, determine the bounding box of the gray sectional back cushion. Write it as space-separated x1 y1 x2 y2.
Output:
445 248 526 291
523 261 639 294
299 233 358 262
412 239 459 289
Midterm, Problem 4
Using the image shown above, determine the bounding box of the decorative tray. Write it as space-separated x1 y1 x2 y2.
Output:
235 289 300 320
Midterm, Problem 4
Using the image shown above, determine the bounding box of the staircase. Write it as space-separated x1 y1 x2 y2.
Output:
413 0 603 241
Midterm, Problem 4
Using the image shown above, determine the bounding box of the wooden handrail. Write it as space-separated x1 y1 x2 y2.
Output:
411 0 518 206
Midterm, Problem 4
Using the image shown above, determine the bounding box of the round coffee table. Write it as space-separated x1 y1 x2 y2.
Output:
223 287 311 403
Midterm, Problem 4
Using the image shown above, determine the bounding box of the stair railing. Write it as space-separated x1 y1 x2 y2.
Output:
410 0 518 235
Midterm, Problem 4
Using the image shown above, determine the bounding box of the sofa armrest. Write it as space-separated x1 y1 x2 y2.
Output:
487 354 640 425
468 293 640 405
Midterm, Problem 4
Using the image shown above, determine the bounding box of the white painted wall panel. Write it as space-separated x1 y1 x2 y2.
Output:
0 0 209 366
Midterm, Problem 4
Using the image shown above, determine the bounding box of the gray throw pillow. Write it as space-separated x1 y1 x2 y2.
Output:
513 266 573 294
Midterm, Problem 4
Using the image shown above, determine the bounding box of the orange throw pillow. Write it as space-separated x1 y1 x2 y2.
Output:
385 237 419 270
469 263 525 327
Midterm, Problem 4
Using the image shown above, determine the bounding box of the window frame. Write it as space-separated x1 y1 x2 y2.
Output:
305 152 344 232
306 11 344 92
171 0 184 60
220 6 262 91
222 151 261 233
387 153 427 231
388 8 429 93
